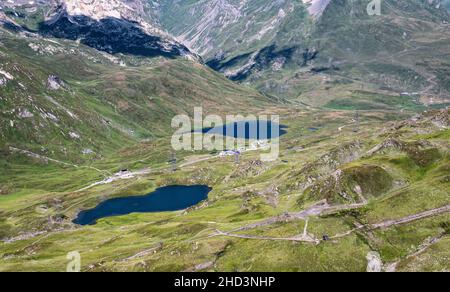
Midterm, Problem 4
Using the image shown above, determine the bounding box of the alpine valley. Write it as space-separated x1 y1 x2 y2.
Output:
0 0 448 272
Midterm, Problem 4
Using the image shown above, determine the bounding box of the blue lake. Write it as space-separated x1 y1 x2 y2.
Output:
73 185 212 226
199 120 287 139
308 127 320 132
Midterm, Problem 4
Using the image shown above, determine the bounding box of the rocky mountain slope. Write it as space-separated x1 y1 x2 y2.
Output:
157 0 311 67
4 1 449 106
0 1 272 163
0 0 198 60
154 0 450 106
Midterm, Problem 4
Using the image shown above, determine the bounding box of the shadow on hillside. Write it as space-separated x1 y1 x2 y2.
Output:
207 45 298 81
1 7 191 59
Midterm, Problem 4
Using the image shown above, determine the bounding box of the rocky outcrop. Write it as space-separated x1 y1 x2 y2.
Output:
18 109 34 118
258 185 280 207
302 141 364 178
366 137 441 167
39 7 196 60
302 0 332 17
366 251 383 272
0 187 10 196
0 69 14 86
366 138 407 156
290 141 367 200
209 45 298 81
305 165 393 205
428 109 449 129
3 0 199 61
47 75 64 90
387 109 449 132
230 160 267 178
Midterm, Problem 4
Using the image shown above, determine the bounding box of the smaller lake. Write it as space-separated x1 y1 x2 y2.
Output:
308 127 321 132
73 185 212 226
199 120 287 140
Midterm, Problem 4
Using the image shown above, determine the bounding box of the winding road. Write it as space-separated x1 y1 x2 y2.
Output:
211 204 450 244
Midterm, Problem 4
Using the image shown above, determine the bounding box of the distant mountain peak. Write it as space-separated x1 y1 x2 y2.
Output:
0 0 200 61
44 0 166 37
64 0 129 21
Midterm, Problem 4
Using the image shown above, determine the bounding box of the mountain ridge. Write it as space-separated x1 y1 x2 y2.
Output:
150 0 450 106
0 0 200 61
0 5 272 163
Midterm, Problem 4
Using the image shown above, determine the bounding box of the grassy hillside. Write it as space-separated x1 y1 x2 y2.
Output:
249 0 450 106
0 25 272 163
155 0 450 108
0 106 447 271
0 0 448 273
158 0 311 59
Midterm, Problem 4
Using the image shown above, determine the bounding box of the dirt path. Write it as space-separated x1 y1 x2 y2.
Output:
369 205 450 230
9 146 157 194
179 155 218 168
230 200 365 233
212 205 450 244
115 243 163 262
73 169 151 193
384 234 446 272
9 147 111 177
73 153 217 193
213 229 320 244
